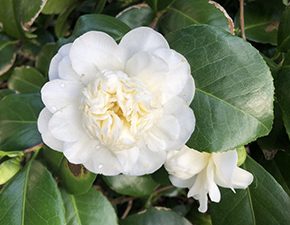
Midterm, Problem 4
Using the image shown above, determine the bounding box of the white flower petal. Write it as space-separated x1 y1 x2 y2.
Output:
48 105 85 142
64 140 122 175
120 27 169 59
207 161 221 203
127 146 166 176
49 43 72 80
213 150 238 188
153 48 194 104
41 79 82 113
165 147 208 180
114 147 140 174
70 31 124 81
231 167 254 189
58 56 80 81
163 97 195 150
169 175 196 188
37 108 63 151
178 75 195 105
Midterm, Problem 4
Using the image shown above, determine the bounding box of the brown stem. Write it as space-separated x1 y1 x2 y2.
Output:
23 143 44 154
121 199 133 219
239 0 246 40
150 10 165 29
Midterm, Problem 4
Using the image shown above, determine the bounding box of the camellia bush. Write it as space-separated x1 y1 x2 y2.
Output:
0 0 290 224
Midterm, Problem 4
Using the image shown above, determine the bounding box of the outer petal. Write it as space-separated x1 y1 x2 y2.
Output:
37 108 63 151
187 169 209 213
162 97 195 150
231 167 254 189
64 140 122 176
169 175 196 188
206 161 221 203
58 56 80 81
126 145 166 176
165 147 208 180
41 79 83 113
153 48 194 104
213 150 238 188
120 27 169 59
114 147 140 174
69 31 124 82
49 43 72 80
48 105 86 142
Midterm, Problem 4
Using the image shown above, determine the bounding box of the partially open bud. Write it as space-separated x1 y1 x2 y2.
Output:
236 146 247 166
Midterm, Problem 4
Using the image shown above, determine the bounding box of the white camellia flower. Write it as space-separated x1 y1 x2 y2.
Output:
37 27 195 176
165 146 253 213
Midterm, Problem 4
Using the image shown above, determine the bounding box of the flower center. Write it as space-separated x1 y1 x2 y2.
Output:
80 70 155 149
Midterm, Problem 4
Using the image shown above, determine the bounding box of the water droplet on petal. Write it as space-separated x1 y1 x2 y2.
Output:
98 164 103 169
60 83 65 88
51 106 57 112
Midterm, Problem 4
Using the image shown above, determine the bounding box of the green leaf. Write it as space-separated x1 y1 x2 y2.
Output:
116 4 154 29
146 0 176 12
8 66 46 93
42 0 76 14
0 93 43 151
61 188 118 225
0 40 17 76
0 89 14 100
59 159 97 195
159 0 230 35
257 103 290 153
121 207 192 225
55 3 77 38
238 0 284 45
0 0 47 38
211 157 290 225
39 146 64 173
63 14 130 43
35 43 58 75
103 174 158 197
278 6 290 52
262 151 290 195
0 160 66 225
0 157 22 185
167 25 274 152
276 53 290 139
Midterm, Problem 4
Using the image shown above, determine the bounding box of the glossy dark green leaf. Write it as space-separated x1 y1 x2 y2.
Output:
167 25 274 152
211 157 290 225
121 207 192 225
0 93 43 151
42 0 76 14
103 174 158 197
276 53 290 139
116 4 154 29
59 159 97 195
146 0 176 11
278 6 290 52
39 145 64 173
35 43 58 76
238 1 284 45
257 103 290 153
0 160 66 225
159 0 230 35
65 14 130 43
262 151 290 195
0 40 17 76
0 89 14 100
61 188 118 225
55 3 77 38
8 67 45 93
0 0 47 38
